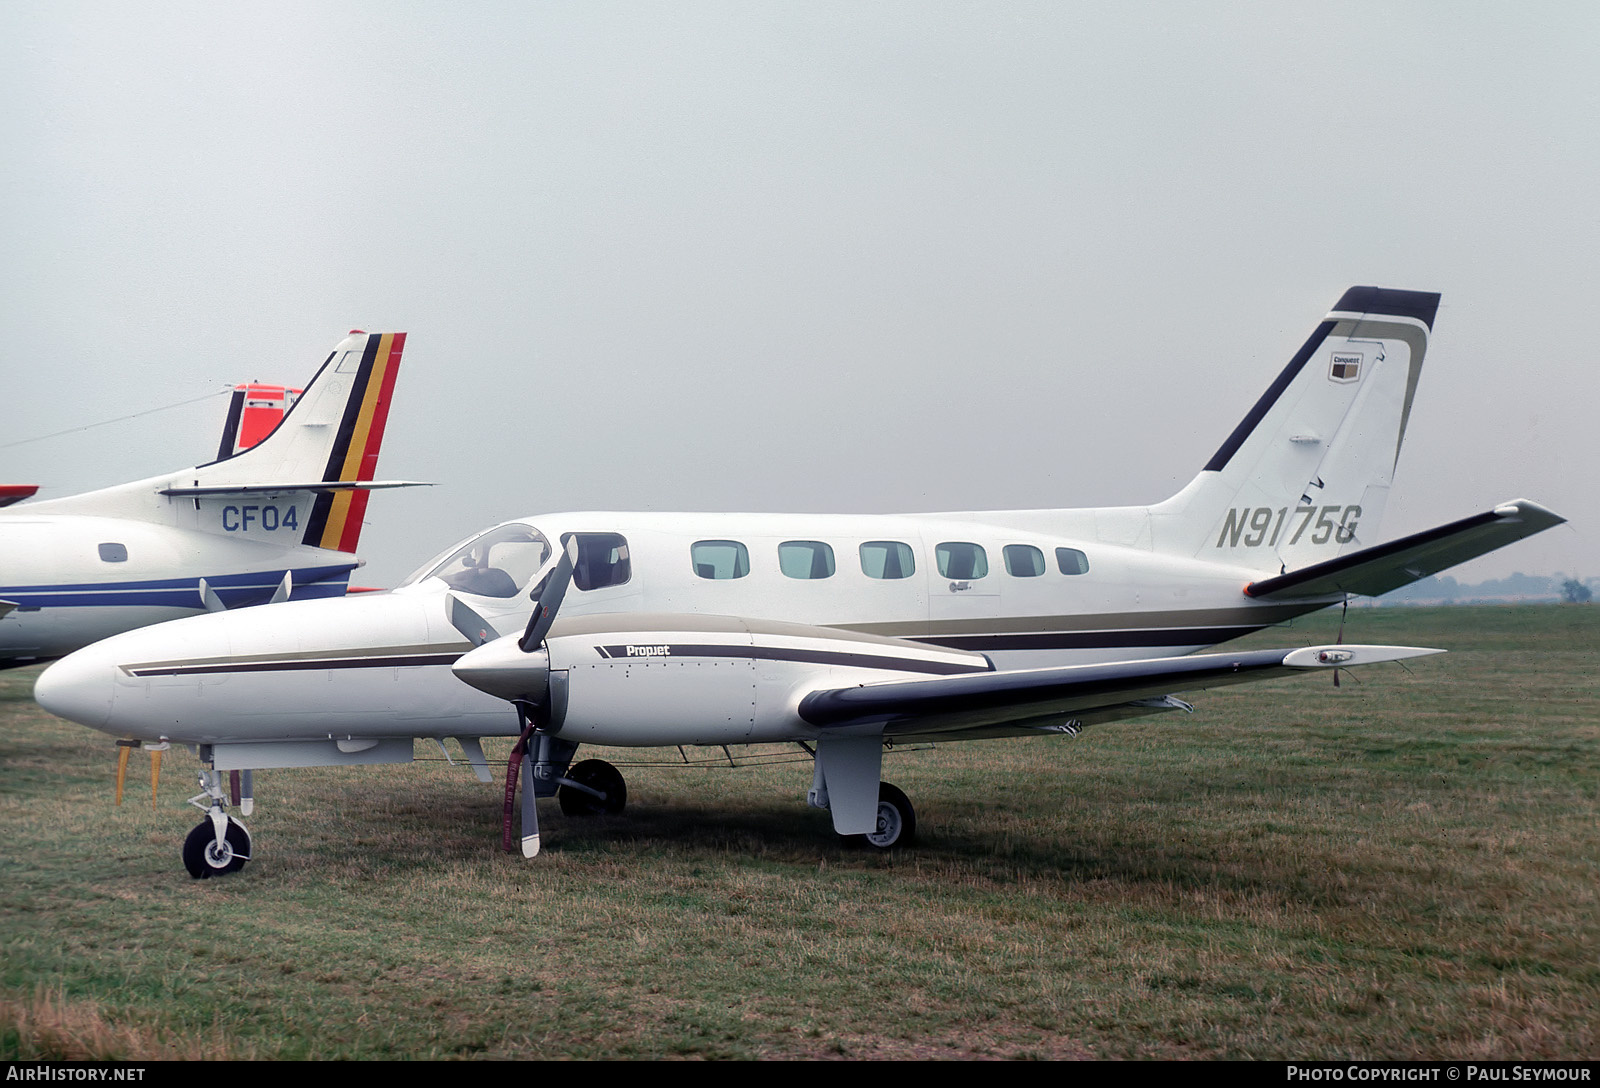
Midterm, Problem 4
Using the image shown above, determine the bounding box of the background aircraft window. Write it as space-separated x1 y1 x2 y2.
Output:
425 524 552 598
691 540 750 580
98 543 128 563
779 540 835 579
1003 544 1045 577
571 533 632 591
1056 547 1091 575
936 542 988 580
859 541 915 580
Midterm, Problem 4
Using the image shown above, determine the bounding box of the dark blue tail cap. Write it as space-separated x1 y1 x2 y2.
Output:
1202 286 1441 473
1333 286 1441 329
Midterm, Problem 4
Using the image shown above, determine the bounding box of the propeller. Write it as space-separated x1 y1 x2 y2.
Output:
520 535 580 652
504 708 540 857
446 592 503 647
449 535 581 859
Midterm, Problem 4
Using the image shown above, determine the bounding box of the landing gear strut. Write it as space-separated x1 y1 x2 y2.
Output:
182 768 251 879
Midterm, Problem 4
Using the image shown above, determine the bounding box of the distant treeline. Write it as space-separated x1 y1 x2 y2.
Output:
1375 573 1594 605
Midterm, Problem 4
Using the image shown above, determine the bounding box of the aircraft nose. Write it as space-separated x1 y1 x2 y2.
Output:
34 646 116 732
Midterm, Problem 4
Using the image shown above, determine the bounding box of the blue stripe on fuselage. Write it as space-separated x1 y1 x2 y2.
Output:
0 564 356 609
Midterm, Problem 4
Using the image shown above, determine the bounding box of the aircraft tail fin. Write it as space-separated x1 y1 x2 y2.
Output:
200 331 408 553
24 331 419 554
1150 287 1439 569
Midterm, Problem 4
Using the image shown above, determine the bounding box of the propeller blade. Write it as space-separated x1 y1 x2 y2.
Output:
520 738 541 858
503 715 533 853
502 712 540 858
520 535 580 652
446 592 502 647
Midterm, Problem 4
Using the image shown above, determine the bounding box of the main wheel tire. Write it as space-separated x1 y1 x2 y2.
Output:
558 759 627 817
861 783 915 849
182 818 251 879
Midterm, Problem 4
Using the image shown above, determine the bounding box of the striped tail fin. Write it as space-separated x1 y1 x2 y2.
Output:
18 331 422 548
297 332 406 553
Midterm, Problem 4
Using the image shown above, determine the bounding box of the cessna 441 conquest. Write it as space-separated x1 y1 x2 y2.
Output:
35 288 1563 876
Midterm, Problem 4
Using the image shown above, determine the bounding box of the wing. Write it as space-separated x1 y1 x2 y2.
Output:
797 643 1442 742
1244 500 1564 600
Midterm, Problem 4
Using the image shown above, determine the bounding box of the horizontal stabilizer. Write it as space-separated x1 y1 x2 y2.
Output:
0 486 38 509
1244 500 1565 600
158 480 430 497
798 644 1442 737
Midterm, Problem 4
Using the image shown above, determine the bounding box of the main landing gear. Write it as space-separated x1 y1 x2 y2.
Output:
807 738 915 850
856 782 915 850
557 759 627 817
182 768 252 879
836 782 915 850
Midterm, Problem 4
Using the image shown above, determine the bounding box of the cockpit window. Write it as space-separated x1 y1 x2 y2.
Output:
570 533 632 591
414 524 553 598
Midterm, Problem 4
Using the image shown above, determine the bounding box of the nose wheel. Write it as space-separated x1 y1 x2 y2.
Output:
183 816 251 878
182 768 252 878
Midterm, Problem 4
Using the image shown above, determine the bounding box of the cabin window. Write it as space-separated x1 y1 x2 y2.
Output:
98 542 128 563
1056 547 1090 575
936 542 988 580
691 540 750 580
1003 544 1045 577
859 541 915 580
779 540 835 579
419 524 553 598
570 533 632 591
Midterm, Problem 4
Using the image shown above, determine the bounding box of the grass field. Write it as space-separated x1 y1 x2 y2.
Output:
2 604 1596 1059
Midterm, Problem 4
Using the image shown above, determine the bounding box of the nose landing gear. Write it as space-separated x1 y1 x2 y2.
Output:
182 768 251 879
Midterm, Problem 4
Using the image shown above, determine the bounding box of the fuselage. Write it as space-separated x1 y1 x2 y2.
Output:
0 511 355 666
441 510 1321 664
35 508 1335 748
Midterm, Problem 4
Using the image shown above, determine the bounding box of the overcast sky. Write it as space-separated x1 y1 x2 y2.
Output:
4 2 1594 587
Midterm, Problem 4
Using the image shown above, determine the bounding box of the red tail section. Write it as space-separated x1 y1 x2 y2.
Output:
216 385 304 460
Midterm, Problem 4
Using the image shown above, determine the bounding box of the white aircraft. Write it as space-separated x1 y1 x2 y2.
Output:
35 288 1563 877
2 331 421 669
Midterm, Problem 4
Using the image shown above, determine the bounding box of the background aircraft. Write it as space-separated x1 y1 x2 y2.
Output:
215 382 303 459
34 289 1564 876
2 331 422 668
